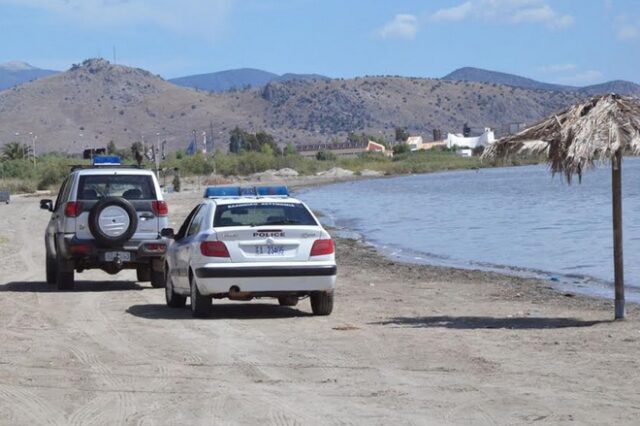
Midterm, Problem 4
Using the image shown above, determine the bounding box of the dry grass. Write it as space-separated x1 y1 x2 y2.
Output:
484 94 640 182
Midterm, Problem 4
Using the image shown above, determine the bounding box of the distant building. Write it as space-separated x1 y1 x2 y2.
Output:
367 140 393 157
406 136 423 151
404 135 446 151
445 128 495 149
296 141 368 158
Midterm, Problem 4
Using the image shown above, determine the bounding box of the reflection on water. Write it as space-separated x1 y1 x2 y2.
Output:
297 158 640 301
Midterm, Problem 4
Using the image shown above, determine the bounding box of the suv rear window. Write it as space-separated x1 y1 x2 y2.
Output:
214 202 317 227
78 175 157 200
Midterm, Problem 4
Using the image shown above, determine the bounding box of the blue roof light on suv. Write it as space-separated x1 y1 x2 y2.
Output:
92 155 122 166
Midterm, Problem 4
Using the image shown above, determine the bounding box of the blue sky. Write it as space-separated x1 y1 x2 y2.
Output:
0 0 638 85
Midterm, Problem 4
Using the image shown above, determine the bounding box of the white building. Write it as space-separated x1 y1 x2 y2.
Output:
445 128 495 149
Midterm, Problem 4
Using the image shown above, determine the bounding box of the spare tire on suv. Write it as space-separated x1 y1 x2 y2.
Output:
89 197 138 247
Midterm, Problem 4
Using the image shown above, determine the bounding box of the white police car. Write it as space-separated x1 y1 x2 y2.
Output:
162 186 336 317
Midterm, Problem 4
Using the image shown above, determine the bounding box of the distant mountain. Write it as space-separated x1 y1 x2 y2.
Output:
0 58 590 154
0 61 58 91
443 67 640 96
169 68 329 92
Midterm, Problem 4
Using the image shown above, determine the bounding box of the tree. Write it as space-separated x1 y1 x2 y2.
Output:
393 143 411 155
395 127 409 143
229 127 244 154
106 140 117 155
316 149 336 161
1 142 31 160
284 143 296 156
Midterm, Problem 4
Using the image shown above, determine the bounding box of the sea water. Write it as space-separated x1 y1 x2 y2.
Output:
296 158 640 301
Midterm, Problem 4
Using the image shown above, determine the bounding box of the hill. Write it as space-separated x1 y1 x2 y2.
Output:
0 61 58 91
443 67 640 96
0 59 589 154
169 68 329 92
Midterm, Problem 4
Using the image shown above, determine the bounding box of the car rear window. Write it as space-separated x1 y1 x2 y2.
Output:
213 202 317 227
78 175 157 200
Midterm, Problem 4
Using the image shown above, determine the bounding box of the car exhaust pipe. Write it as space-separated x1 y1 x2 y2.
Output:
228 286 253 301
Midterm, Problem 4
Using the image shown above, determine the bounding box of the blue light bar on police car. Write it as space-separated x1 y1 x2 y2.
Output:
92 155 121 166
256 186 289 196
204 186 241 198
204 185 289 198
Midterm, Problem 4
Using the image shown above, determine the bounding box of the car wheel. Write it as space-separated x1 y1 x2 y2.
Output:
190 273 211 318
136 265 151 282
165 269 186 308
88 197 138 247
278 296 298 306
310 291 333 316
46 255 57 284
150 268 164 288
56 254 75 291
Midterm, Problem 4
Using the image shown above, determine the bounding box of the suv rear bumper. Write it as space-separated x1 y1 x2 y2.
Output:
57 234 168 263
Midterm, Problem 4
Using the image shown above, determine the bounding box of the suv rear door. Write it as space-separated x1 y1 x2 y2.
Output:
74 172 164 241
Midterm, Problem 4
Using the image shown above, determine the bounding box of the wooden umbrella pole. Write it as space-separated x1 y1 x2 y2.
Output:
612 149 625 319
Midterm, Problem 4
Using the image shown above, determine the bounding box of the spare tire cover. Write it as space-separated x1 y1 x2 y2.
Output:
89 197 138 247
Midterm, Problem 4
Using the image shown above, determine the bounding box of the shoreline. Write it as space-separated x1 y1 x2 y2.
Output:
3 189 640 424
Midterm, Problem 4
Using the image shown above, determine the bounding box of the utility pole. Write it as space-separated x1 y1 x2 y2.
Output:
155 132 161 178
29 132 37 166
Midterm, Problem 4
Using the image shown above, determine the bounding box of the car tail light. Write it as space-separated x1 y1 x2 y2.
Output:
143 243 166 253
152 201 168 217
200 241 230 257
70 243 91 254
310 239 334 256
64 201 82 217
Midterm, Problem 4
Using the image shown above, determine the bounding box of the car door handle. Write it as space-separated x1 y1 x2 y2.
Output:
140 213 154 220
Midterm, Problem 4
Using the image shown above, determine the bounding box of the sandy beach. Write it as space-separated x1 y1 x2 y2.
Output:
0 187 639 425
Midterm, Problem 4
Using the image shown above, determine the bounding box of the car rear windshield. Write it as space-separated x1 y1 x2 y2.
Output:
213 202 318 227
78 175 157 200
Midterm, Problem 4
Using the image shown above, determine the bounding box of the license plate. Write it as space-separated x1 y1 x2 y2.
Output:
255 245 285 256
105 251 131 262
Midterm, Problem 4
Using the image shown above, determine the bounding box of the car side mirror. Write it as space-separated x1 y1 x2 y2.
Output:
160 228 175 239
40 199 53 212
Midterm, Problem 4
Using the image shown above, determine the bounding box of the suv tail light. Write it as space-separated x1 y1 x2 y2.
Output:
64 201 82 217
152 201 168 217
310 239 334 256
200 241 230 257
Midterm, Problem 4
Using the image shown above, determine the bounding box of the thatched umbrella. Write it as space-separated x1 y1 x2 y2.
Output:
484 94 640 319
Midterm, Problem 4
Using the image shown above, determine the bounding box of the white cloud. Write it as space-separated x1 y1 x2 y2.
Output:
377 14 418 40
617 24 640 41
430 2 472 22
537 63 577 73
0 0 234 42
555 70 604 86
429 0 574 29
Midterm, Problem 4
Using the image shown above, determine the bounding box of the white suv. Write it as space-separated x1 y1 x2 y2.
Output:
40 156 170 290
163 186 337 317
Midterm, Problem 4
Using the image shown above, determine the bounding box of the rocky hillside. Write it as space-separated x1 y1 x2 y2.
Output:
0 59 593 154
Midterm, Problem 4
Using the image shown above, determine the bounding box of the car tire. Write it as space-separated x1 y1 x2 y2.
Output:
310 291 333 316
190 273 211 318
136 265 151 282
165 269 186 308
56 254 75 291
150 268 164 288
88 197 138 248
278 296 298 306
46 255 57 284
